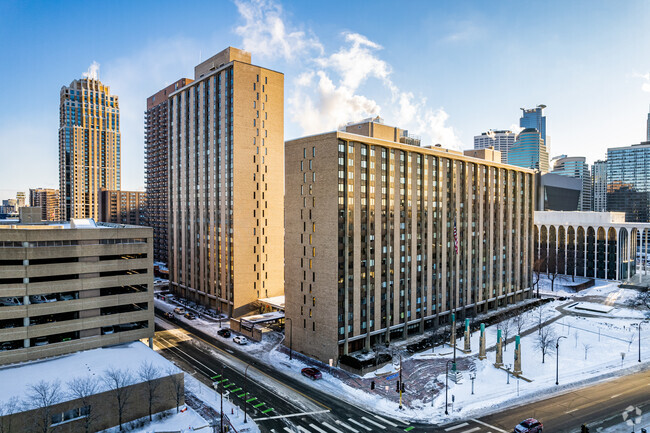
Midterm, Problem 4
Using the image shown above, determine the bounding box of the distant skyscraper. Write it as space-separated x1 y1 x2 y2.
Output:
551 156 592 211
29 188 60 221
59 76 120 221
473 130 516 164
16 192 26 208
520 105 547 144
507 128 550 172
169 47 284 316
592 160 607 212
145 78 192 264
646 107 650 142
607 142 650 222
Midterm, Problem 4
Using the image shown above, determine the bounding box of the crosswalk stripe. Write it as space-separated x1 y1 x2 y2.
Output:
347 418 371 431
253 402 266 408
322 422 344 433
470 419 508 433
445 422 469 431
297 427 311 433
284 428 293 432
372 415 399 427
246 397 257 403
335 420 359 432
460 428 480 433
310 424 329 433
361 417 386 429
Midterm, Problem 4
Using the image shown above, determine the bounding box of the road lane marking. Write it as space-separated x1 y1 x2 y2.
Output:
566 407 580 414
347 418 371 431
373 415 399 427
335 420 359 432
611 393 622 398
460 428 480 433
155 314 331 411
310 424 329 433
261 407 274 414
322 423 344 433
253 410 331 421
297 427 312 433
360 417 386 429
471 419 508 433
445 423 469 431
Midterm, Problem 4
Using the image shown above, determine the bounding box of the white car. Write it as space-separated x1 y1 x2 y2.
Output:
233 336 248 345
29 294 57 304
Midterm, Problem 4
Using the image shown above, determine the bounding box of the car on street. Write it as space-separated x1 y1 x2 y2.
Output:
184 312 196 320
233 336 248 345
514 418 543 433
217 329 231 338
164 311 174 320
174 307 185 315
301 367 322 380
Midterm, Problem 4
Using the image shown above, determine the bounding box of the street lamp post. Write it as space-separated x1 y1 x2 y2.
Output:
506 364 511 384
285 318 293 361
244 364 251 423
556 335 567 385
445 360 454 415
470 372 476 395
220 364 224 432
639 322 642 363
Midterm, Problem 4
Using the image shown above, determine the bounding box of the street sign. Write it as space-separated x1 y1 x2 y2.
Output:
386 372 399 380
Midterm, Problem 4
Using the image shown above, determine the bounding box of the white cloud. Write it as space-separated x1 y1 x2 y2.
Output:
633 72 650 92
234 0 322 61
82 61 100 80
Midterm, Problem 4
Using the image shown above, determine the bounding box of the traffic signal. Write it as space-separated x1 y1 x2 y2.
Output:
370 381 375 390
396 381 400 393
581 424 589 433
401 382 406 392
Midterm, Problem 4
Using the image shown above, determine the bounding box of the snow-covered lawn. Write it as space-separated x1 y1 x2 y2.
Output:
102 406 208 433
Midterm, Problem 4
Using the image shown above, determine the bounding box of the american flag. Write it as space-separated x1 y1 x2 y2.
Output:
453 220 459 254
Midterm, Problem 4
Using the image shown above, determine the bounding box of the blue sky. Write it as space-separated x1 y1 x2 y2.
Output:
1 0 650 200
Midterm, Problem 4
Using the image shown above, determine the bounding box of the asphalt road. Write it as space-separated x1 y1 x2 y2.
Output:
153 310 422 433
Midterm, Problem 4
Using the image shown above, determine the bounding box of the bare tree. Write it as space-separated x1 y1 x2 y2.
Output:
166 367 184 413
67 376 99 433
512 312 530 336
537 306 545 335
25 380 62 433
533 258 546 298
500 318 512 352
583 343 592 361
103 367 134 431
627 290 650 311
536 325 556 363
138 361 162 421
0 398 20 433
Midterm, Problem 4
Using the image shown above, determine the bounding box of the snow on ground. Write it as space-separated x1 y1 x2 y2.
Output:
101 406 208 433
0 341 179 411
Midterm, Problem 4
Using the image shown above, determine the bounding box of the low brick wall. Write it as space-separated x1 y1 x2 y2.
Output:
229 318 263 342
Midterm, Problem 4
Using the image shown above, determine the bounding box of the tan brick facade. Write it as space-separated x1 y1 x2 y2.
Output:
285 121 535 363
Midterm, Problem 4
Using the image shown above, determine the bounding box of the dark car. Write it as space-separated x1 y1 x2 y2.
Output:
184 312 196 320
164 311 174 320
301 367 322 380
217 329 231 338
514 418 543 433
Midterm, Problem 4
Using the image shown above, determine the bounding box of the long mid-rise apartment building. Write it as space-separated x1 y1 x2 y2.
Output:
145 79 192 264
285 119 535 363
29 188 60 221
59 77 120 221
0 207 153 365
169 47 284 316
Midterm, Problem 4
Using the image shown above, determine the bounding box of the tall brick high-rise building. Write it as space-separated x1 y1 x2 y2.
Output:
145 79 192 264
169 47 284 316
29 188 60 221
59 76 120 221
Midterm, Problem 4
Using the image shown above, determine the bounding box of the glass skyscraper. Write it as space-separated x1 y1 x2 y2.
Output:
520 105 547 145
607 143 650 222
551 156 592 211
507 128 550 172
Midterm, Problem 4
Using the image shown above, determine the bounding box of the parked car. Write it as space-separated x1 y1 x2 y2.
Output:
301 367 322 380
33 337 49 346
58 293 76 301
0 297 22 306
164 311 174 320
174 307 185 315
184 312 196 320
0 342 15 351
233 336 248 345
101 326 115 335
119 322 138 331
514 418 543 433
217 329 231 338
29 294 57 304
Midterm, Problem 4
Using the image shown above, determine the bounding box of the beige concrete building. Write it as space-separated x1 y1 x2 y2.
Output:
98 188 146 226
285 118 535 363
145 79 193 264
169 47 284 317
29 188 60 221
0 208 153 366
59 77 120 221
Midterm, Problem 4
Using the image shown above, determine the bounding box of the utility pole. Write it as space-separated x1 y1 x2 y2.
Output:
286 318 293 360
244 364 251 423
639 322 642 363
220 364 224 432
556 335 567 385
399 355 403 410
